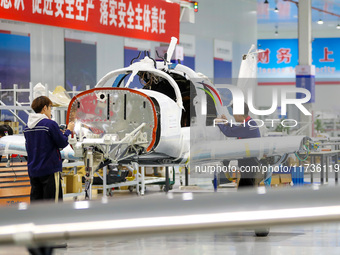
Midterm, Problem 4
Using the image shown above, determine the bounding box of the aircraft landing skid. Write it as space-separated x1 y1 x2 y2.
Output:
84 163 175 199
94 163 175 197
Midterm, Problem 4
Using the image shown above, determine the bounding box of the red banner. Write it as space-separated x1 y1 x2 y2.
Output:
0 0 180 43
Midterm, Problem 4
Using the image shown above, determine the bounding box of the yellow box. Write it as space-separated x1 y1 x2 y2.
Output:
66 174 82 193
91 188 98 199
61 176 67 194
287 155 300 166
271 174 280 185
143 166 171 177
280 174 292 184
259 173 292 187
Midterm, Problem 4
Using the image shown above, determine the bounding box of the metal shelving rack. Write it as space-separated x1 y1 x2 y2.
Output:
0 82 91 126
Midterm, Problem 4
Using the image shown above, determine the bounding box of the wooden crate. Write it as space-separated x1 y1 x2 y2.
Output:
0 196 30 206
0 161 30 206
0 162 27 167
0 186 31 197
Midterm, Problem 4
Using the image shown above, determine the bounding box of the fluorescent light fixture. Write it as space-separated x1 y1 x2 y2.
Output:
317 11 323 25
257 186 267 194
101 196 108 204
337 24 340 29
182 192 193 201
18 203 28 210
74 201 90 210
274 7 279 13
264 0 269 4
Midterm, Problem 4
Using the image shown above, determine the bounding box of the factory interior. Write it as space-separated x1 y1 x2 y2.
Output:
1 0 340 254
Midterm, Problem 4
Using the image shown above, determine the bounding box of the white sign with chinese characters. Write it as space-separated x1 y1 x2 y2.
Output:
214 39 232 62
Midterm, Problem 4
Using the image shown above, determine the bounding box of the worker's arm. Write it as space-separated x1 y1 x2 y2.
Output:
49 121 74 149
217 119 260 138
217 123 249 138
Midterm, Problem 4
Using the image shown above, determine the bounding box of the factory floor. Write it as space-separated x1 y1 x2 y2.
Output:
1 173 340 255
2 223 340 255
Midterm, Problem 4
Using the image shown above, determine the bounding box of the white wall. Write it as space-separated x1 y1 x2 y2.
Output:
194 37 214 79
30 25 65 89
314 86 340 113
180 0 257 79
96 34 124 81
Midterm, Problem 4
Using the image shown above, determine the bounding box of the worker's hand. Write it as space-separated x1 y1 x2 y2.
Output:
214 117 228 125
67 121 75 132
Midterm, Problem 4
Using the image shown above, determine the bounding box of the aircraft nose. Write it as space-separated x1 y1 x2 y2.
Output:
66 88 158 155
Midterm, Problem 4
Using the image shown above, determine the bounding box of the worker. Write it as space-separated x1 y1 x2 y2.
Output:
216 103 261 188
0 124 14 162
0 124 13 138
24 96 75 202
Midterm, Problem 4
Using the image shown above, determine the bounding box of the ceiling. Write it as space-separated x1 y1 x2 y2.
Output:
257 0 340 33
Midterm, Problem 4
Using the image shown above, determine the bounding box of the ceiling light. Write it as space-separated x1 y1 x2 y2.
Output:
317 19 323 25
317 11 323 25
274 7 279 13
337 24 340 29
264 0 269 4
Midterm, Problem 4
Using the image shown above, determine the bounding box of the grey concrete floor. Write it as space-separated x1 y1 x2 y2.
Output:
1 173 340 255
54 224 340 255
1 223 340 255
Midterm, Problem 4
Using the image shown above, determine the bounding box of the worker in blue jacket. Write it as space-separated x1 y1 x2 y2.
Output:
217 103 261 188
24 96 75 202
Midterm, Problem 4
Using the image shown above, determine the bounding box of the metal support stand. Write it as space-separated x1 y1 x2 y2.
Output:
133 162 146 196
164 166 170 193
141 166 145 195
332 152 339 185
84 147 94 200
213 171 218 192
321 155 324 184
310 156 314 184
103 166 107 198
185 166 189 186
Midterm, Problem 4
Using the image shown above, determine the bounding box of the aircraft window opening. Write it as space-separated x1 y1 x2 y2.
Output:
114 73 129 87
206 91 218 126
169 73 194 128
139 72 159 88
137 71 194 127
115 71 195 128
